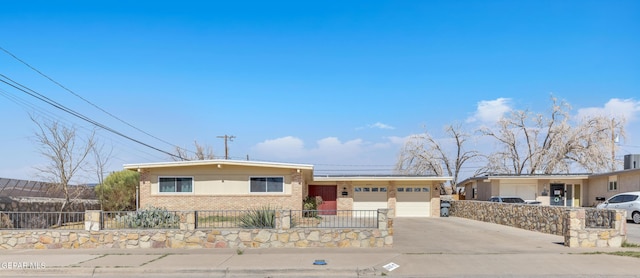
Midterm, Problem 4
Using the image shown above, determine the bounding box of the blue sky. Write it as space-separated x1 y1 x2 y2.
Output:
1 1 639 182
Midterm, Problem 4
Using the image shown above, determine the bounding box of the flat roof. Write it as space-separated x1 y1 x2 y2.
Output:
124 159 314 171
313 175 452 182
458 174 591 185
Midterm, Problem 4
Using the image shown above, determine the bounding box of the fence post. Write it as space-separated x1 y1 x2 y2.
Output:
377 209 389 231
84 210 102 231
276 210 291 230
180 211 196 231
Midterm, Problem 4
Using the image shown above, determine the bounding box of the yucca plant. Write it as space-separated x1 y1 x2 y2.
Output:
239 206 275 228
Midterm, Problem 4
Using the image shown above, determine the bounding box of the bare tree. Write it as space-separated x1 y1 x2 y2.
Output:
396 124 480 194
31 116 96 224
172 140 215 161
478 97 626 175
91 141 113 186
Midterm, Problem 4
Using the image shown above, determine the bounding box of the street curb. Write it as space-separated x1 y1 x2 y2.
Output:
4 266 384 277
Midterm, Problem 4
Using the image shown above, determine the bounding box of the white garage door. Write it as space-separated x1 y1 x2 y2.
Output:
500 180 537 201
396 186 431 217
353 186 388 211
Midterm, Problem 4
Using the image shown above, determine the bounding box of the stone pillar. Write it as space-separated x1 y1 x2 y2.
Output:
563 209 580 247
276 210 291 230
378 209 389 231
179 211 196 231
84 210 101 231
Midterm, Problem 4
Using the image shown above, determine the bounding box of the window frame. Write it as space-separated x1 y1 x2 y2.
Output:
608 176 618 192
158 176 194 194
249 176 285 193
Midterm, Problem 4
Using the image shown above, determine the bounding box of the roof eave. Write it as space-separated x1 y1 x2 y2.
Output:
124 159 314 171
313 176 452 182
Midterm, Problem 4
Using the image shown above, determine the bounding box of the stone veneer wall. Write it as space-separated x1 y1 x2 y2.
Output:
450 200 627 248
450 200 566 235
0 197 100 212
564 209 626 248
0 210 392 249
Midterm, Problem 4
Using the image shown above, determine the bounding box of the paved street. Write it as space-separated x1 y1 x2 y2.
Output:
1 217 639 277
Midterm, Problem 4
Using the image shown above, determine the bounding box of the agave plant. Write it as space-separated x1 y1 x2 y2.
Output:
239 206 275 228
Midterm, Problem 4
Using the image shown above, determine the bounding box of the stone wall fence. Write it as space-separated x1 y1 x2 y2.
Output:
0 209 392 250
0 197 100 212
450 200 626 248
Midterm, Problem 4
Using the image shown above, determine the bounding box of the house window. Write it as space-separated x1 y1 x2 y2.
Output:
608 176 618 191
159 177 193 193
250 177 284 193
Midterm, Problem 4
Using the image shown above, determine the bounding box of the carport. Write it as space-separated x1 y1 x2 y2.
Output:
311 175 451 217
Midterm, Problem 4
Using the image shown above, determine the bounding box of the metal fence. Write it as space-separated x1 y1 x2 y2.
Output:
291 210 378 228
1 209 380 230
196 210 276 229
101 211 181 230
0 211 85 230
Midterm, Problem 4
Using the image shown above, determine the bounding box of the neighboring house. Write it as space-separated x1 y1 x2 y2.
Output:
123 159 451 217
458 174 590 207
584 168 640 206
459 156 640 207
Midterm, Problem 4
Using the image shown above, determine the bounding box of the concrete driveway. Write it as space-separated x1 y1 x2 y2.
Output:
392 217 566 254
627 220 640 244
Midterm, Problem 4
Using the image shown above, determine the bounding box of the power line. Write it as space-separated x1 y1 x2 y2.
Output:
0 74 184 160
0 45 197 157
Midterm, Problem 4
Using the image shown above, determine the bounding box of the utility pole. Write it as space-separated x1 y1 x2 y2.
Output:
217 135 235 160
611 118 618 172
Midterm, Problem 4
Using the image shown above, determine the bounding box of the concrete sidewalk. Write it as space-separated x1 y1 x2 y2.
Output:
2 217 639 277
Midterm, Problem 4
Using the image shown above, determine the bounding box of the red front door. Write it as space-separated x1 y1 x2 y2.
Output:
309 185 337 215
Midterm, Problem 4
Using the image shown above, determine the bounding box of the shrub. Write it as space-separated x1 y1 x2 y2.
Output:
239 206 275 228
0 213 13 229
303 196 319 218
116 206 179 228
96 170 139 211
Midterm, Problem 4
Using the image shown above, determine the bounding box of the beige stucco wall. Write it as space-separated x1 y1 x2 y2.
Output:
586 170 640 207
469 177 588 207
146 165 295 195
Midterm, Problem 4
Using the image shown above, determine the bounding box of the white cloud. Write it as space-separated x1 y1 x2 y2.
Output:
576 98 640 122
356 122 396 130
466 98 512 123
386 135 413 145
250 136 401 165
368 122 395 130
252 136 306 160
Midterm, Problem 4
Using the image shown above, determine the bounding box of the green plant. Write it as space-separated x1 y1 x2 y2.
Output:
239 206 275 228
96 170 140 211
303 196 318 218
117 206 179 228
236 248 244 255
622 240 640 248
